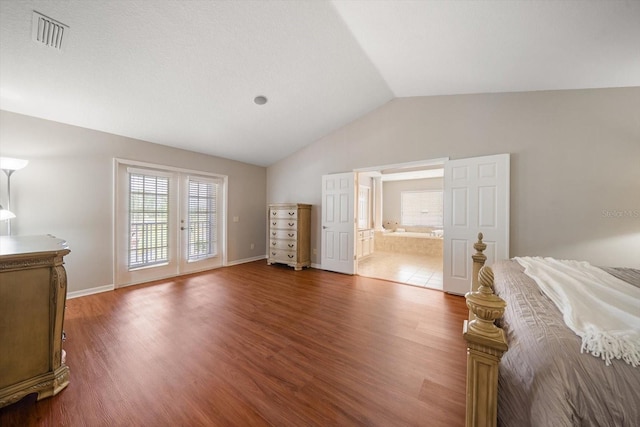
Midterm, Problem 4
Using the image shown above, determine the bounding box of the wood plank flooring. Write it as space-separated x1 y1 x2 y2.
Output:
0 261 468 426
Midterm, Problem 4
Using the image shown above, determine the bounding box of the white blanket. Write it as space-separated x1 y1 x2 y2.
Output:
514 256 640 367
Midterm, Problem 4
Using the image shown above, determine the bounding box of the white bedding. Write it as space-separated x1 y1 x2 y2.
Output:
514 256 640 366
494 260 640 427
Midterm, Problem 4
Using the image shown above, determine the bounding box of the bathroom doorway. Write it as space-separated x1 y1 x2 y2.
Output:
355 159 445 291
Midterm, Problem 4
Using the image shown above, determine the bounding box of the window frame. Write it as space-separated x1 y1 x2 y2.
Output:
127 169 172 270
185 176 220 262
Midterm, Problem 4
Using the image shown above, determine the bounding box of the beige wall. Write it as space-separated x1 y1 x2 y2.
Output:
267 88 640 268
0 110 267 293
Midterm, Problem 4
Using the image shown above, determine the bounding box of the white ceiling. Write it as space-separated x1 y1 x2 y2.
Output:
1 1 639 167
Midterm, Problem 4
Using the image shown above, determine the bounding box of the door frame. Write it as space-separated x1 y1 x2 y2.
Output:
353 158 449 275
324 155 509 291
113 158 228 288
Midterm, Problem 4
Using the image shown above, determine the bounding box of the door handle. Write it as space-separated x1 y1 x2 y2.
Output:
322 226 328 229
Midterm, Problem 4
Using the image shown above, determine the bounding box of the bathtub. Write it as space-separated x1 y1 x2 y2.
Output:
374 230 443 256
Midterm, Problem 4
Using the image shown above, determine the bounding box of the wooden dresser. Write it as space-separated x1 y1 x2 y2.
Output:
0 235 71 408
267 203 311 270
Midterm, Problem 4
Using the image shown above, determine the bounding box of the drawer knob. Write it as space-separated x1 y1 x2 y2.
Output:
288 254 294 259
288 212 294 216
288 233 294 237
288 222 294 226
288 244 294 248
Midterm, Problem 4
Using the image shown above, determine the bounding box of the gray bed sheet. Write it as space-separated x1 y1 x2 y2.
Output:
492 260 640 427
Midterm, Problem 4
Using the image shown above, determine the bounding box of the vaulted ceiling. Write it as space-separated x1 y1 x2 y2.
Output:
1 1 639 166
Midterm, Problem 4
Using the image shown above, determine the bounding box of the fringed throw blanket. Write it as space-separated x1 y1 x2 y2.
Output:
514 256 640 367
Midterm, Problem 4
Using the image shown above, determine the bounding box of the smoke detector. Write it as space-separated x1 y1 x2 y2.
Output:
32 11 68 52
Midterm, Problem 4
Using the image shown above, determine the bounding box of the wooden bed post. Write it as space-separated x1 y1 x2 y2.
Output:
463 252 508 427
469 233 488 321
471 233 487 292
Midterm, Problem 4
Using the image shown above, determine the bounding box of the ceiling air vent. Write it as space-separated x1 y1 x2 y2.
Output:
32 11 68 51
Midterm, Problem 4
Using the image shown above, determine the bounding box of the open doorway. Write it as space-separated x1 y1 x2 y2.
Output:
322 154 508 294
355 159 445 291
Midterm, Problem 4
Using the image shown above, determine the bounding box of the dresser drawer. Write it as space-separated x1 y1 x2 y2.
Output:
269 208 298 219
270 240 297 250
269 219 298 230
269 229 297 240
269 249 296 262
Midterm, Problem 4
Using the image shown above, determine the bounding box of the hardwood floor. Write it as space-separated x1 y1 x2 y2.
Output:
1 261 468 426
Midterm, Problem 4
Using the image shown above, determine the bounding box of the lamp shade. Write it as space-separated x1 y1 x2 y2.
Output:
0 205 16 220
0 157 29 171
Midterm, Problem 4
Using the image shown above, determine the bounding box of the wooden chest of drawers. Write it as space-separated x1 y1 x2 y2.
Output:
267 203 311 270
0 235 71 408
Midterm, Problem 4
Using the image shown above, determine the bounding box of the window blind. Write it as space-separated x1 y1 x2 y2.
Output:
128 172 170 269
187 178 218 260
401 190 443 227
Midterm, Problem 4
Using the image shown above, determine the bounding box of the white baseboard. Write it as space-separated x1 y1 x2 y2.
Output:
226 255 266 266
68 256 271 299
311 262 322 269
67 284 115 299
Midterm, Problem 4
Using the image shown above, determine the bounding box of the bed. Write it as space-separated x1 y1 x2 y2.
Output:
463 234 640 427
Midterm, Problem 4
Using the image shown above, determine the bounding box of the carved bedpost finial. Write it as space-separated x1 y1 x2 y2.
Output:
465 266 507 340
471 232 487 293
473 232 487 262
477 265 495 295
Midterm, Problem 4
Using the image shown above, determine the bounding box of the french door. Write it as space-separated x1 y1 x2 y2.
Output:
443 153 510 295
115 160 226 287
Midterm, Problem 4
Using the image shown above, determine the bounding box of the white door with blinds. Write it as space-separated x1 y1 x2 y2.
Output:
179 176 222 274
115 161 225 287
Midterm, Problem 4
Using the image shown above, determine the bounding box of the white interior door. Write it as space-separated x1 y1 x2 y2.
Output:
443 154 510 295
321 172 356 274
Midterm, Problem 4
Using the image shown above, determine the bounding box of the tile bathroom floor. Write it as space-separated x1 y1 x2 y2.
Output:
357 251 443 290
